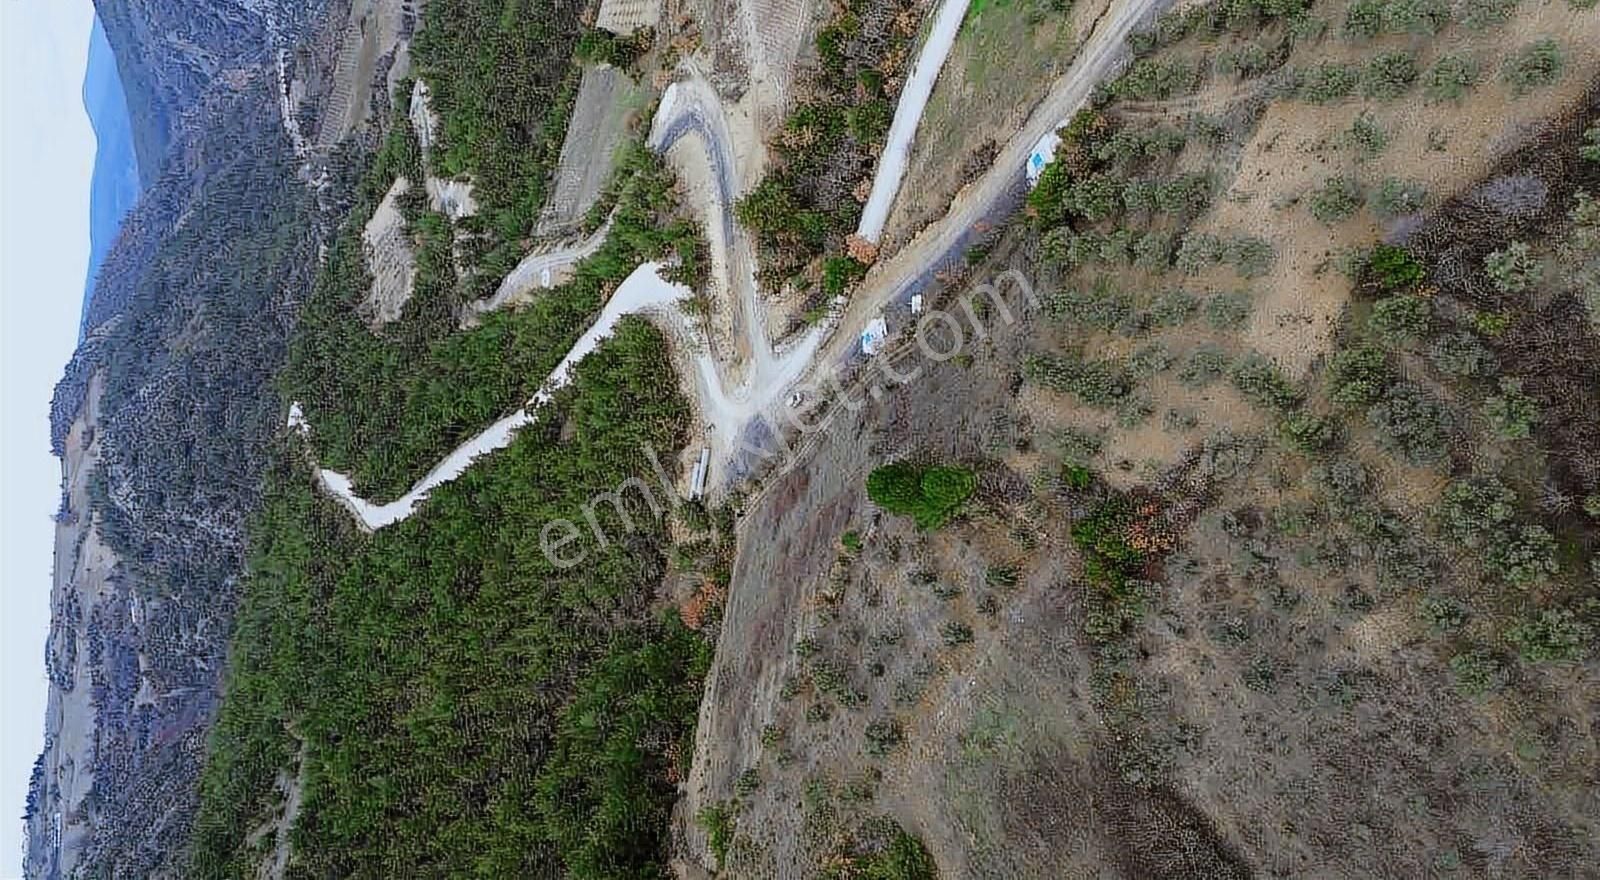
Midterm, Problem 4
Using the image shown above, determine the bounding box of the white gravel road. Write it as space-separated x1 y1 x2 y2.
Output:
854 0 970 244
297 0 1169 528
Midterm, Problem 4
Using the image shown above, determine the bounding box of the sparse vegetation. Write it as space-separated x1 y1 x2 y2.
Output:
1374 178 1429 218
698 803 736 867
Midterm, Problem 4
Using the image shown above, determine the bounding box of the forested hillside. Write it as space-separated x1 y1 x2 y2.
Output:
192 315 718 877
187 0 728 874
411 0 588 299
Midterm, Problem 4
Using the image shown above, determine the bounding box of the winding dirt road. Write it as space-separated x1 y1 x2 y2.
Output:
298 0 1169 529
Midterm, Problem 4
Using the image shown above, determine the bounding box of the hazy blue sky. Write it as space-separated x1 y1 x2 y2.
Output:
1 0 96 869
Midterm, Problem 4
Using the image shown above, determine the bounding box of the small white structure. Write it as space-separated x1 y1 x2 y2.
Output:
689 448 710 500
910 293 924 315
286 402 309 435
860 317 889 356
1026 131 1062 187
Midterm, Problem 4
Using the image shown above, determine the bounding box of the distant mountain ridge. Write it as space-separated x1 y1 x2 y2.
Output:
79 15 140 337
92 0 309 187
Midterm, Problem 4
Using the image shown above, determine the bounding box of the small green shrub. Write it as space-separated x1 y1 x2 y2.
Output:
1310 176 1363 223
1366 243 1426 290
1420 596 1470 632
1347 112 1389 158
1368 294 1431 347
1374 178 1429 218
1427 332 1498 377
1343 0 1384 36
1328 344 1393 406
1299 63 1361 102
1109 57 1205 100
761 724 785 749
1127 342 1175 379
1424 54 1480 101
1367 382 1451 465
1438 476 1517 549
1226 236 1277 278
1583 494 1600 519
1061 464 1094 490
1178 347 1230 387
941 621 975 646
1132 231 1175 269
1483 377 1539 440
1460 0 1519 29
856 830 938 880
822 255 867 295
1280 412 1339 452
1483 241 1541 293
1175 233 1224 272
1583 124 1600 163
864 719 905 757
1024 353 1131 406
1486 524 1558 585
1149 289 1198 327
1364 52 1418 100
1045 279 1136 331
1054 426 1103 466
1382 0 1450 33
1507 609 1590 662
735 768 761 796
1217 44 1273 79
1471 310 1511 337
1203 291 1253 329
697 803 735 866
1115 390 1154 428
574 28 650 66
1231 354 1303 411
1449 650 1508 695
1502 38 1564 94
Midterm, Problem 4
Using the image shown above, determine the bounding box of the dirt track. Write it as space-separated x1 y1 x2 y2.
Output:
296 0 1170 529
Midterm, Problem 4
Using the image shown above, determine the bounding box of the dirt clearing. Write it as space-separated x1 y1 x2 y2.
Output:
538 65 651 235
